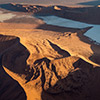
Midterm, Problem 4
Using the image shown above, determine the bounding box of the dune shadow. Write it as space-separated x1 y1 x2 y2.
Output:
0 3 18 11
89 44 100 64
0 56 27 100
47 40 70 58
41 58 100 100
36 23 80 33
0 3 27 12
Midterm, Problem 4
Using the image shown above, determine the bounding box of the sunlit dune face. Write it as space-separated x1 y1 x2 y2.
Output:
97 5 100 7
54 6 61 10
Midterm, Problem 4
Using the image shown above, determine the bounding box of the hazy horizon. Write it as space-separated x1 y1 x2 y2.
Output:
0 0 97 6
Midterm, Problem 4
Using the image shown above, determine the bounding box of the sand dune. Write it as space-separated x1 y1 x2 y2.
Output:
0 3 100 100
0 22 100 100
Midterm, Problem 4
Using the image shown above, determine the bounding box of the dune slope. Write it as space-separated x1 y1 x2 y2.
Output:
0 21 100 100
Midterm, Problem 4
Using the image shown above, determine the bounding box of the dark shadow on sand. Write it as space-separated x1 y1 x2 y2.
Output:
47 39 70 58
0 56 27 100
36 23 80 33
0 3 27 12
41 58 100 100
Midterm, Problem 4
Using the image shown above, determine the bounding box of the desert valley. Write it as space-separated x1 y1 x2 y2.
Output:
0 0 100 100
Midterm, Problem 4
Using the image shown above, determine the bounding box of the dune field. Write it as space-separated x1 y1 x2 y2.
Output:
0 2 100 100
